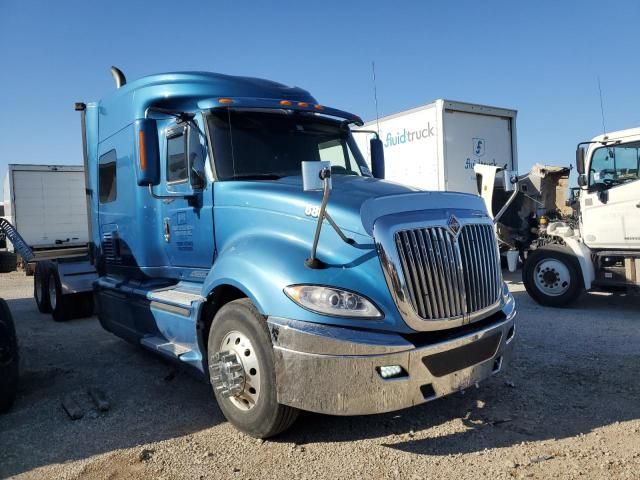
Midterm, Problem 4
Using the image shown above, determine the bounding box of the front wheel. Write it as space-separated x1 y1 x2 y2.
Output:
207 298 299 438
522 245 583 307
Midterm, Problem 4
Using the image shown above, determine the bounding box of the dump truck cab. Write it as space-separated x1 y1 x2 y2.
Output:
70 69 516 437
522 127 640 306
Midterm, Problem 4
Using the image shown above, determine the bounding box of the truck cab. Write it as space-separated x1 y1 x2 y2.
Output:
578 128 640 250
522 127 640 306
70 69 516 437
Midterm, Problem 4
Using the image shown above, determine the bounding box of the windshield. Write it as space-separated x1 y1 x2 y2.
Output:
589 142 640 188
207 110 370 180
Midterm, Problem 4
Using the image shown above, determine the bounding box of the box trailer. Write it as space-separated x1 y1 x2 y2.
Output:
3 164 89 255
353 100 518 195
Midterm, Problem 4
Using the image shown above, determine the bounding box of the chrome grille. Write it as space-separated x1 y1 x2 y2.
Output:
394 224 500 320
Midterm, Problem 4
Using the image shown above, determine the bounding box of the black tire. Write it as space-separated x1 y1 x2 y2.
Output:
48 270 74 322
207 298 299 438
0 251 17 273
0 298 19 413
522 245 583 307
34 262 52 313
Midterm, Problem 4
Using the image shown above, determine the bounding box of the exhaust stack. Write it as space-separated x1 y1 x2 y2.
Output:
110 66 126 88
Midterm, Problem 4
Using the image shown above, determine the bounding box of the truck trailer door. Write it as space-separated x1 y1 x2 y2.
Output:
160 121 214 272
443 110 515 194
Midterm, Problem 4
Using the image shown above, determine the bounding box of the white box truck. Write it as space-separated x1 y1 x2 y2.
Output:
3 165 89 258
354 100 518 195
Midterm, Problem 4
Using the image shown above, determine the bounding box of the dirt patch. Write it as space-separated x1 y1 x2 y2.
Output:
1 271 639 479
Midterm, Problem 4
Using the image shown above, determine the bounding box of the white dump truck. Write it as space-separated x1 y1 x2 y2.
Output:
353 100 518 195
2 164 89 272
521 127 640 306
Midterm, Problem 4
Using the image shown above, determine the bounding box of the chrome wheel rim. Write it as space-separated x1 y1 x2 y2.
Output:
48 274 57 310
210 330 261 411
534 258 571 296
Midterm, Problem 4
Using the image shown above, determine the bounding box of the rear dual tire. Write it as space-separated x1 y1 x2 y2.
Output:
34 263 94 321
34 262 52 313
207 298 299 438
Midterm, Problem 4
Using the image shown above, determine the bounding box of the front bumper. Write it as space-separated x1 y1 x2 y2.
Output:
267 289 516 416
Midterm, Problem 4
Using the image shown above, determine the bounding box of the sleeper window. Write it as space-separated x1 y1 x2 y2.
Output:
167 131 188 183
99 150 117 203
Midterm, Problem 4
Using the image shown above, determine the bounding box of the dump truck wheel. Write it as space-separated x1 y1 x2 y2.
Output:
523 245 583 307
34 262 52 313
0 251 17 273
0 298 19 413
207 298 299 438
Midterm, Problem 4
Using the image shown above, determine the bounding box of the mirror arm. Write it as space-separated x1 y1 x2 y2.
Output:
148 184 195 200
353 129 380 139
324 212 354 245
305 169 331 269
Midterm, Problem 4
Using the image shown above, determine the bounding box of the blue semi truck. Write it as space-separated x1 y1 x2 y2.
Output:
26 68 516 437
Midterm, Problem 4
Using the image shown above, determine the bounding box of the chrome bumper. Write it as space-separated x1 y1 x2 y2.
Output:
267 290 516 416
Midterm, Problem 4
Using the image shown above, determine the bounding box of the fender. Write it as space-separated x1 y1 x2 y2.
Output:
561 237 595 290
200 230 407 333
546 222 594 290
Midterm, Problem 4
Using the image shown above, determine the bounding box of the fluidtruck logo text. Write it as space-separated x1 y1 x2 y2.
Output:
384 123 435 148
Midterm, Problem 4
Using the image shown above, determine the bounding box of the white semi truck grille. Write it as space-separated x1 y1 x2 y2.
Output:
394 224 501 320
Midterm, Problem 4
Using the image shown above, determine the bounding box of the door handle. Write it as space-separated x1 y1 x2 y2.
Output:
163 217 171 243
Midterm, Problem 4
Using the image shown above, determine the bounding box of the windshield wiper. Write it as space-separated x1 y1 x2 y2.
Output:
231 173 283 180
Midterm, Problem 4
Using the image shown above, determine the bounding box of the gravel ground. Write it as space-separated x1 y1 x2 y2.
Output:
0 270 638 479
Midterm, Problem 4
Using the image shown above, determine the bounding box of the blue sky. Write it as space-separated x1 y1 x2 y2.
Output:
1 0 638 196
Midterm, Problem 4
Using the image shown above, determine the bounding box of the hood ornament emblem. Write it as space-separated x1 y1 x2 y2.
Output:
447 214 461 237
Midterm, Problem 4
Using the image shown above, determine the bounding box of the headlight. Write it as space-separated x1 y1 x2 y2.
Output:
284 285 382 318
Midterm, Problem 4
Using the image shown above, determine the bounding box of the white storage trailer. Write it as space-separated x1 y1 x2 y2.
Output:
3 164 89 254
354 100 518 195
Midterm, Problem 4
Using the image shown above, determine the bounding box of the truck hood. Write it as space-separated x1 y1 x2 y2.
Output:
214 176 487 236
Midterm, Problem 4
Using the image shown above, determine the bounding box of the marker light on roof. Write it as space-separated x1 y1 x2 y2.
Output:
280 100 292 106
314 104 324 110
298 102 309 107
217 98 234 104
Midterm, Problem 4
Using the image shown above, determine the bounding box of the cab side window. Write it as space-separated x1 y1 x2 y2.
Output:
99 149 117 203
167 129 188 183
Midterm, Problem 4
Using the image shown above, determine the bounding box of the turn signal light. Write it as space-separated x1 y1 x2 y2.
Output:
138 130 147 169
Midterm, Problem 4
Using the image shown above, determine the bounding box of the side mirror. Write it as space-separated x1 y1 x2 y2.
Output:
576 146 586 175
134 119 160 186
302 160 332 192
370 138 385 179
577 174 588 187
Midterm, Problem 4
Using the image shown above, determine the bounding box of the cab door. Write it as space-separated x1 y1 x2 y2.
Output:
160 119 214 272
581 144 640 250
